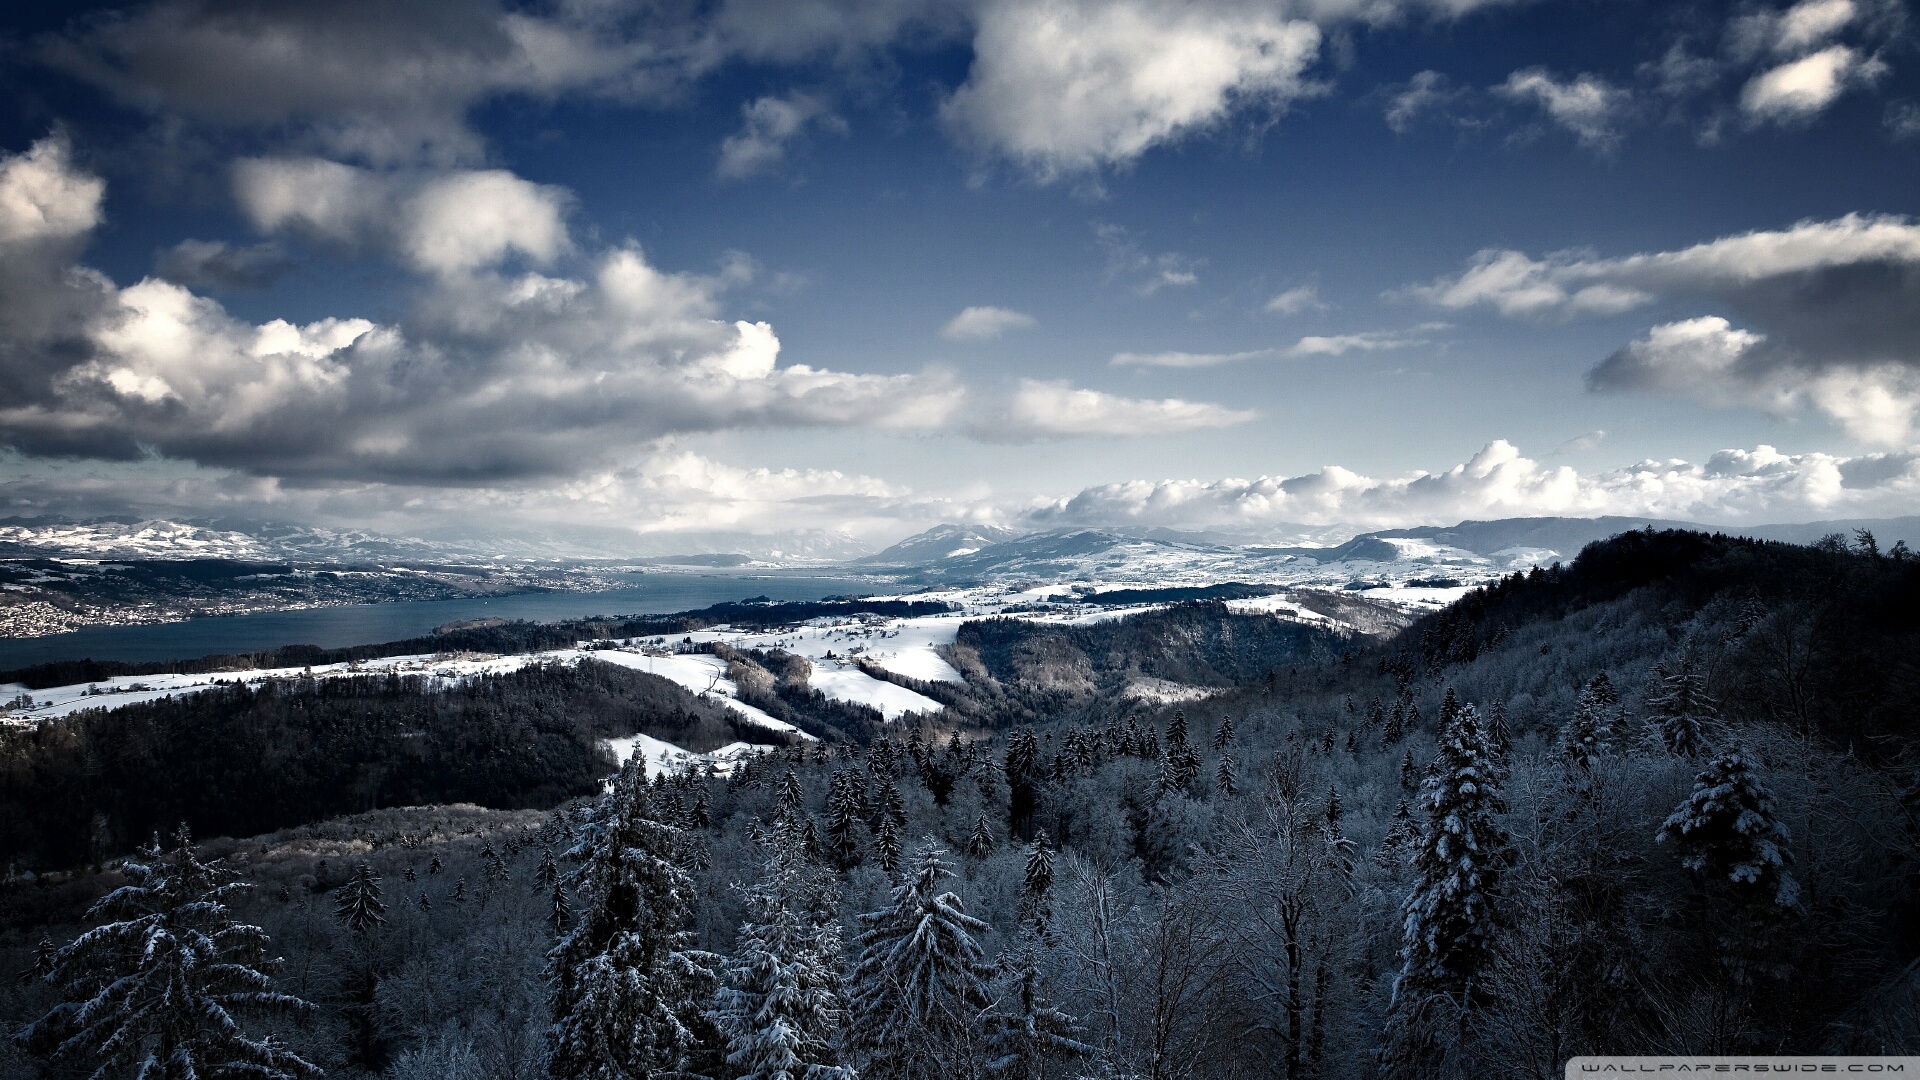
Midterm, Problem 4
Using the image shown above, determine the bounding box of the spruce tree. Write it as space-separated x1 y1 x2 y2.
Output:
1213 713 1236 750
1216 753 1238 797
986 932 1091 1080
1656 751 1799 907
1383 702 1512 1075
874 817 903 876
546 757 719 1080
849 843 997 1080
826 770 866 870
966 813 995 860
22 826 319 1080
1647 662 1717 758
1397 702 1510 998
335 862 386 937
1019 836 1054 931
711 819 855 1080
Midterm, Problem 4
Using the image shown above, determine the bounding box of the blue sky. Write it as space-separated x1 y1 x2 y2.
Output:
1 0 1918 551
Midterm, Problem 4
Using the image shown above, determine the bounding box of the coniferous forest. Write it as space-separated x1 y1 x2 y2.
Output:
3 529 1919 1079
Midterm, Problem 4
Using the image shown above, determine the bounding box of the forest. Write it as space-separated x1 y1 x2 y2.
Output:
2 528 1917 1079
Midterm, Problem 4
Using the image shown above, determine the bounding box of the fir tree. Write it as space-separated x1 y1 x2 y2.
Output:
876 775 908 828
780 769 806 816
1382 703 1405 748
1399 749 1417 792
1019 836 1055 931
1216 753 1239 797
1656 751 1799 907
849 843 997 1080
711 819 855 1080
691 789 713 829
1213 713 1236 751
428 854 442 875
1486 700 1512 756
335 862 386 936
22 825 319 1080
536 848 559 891
966 813 995 860
985 932 1091 1080
545 757 720 1080
1397 702 1511 1000
549 879 572 934
1647 661 1717 758
1559 691 1610 785
826 770 866 870
874 817 903 877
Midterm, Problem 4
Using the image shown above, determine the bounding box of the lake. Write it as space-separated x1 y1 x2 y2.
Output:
0 573 877 669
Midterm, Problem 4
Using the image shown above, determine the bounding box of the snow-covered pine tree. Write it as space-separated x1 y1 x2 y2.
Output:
549 879 572 934
1486 700 1512 756
336 862 386 936
966 813 995 859
1559 689 1611 785
1213 713 1236 750
711 815 855 1080
1398 701 1511 997
985 931 1091 1080
335 861 387 1067
1399 749 1417 792
780 769 805 816
876 775 907 828
22 825 319 1080
1382 702 1512 1075
545 756 720 1080
1382 702 1405 748
1646 661 1717 758
826 770 866 870
1216 753 1238 797
1656 750 1799 907
874 816 903 876
849 842 997 1080
1019 835 1054 931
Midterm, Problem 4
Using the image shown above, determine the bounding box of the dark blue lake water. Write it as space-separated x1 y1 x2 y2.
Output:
0 574 875 669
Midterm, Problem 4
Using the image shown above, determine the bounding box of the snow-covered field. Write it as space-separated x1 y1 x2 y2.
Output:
605 732 770 778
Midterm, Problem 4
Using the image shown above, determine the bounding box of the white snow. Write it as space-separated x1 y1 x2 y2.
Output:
605 733 770 778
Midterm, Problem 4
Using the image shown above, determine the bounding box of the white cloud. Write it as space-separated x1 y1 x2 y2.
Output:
717 93 845 179
1740 45 1883 123
1384 70 1462 134
0 136 103 247
997 379 1256 437
233 158 572 276
941 0 1323 176
1497 68 1630 150
1416 214 1920 443
1110 348 1272 368
1026 439 1920 530
1731 0 1859 59
941 305 1037 340
1263 284 1326 315
1282 324 1444 356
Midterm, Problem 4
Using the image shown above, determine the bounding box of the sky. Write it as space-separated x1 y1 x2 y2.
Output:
1 0 1919 553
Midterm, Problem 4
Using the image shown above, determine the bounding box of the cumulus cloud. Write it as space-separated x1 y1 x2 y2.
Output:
0 142 969 483
1497 68 1631 150
155 240 294 290
1263 284 1326 315
941 305 1037 340
1025 439 1920 531
717 92 845 179
0 135 102 247
1416 214 1920 443
233 158 573 276
941 0 1322 177
995 379 1256 437
1740 45 1884 123
1731 0 1860 59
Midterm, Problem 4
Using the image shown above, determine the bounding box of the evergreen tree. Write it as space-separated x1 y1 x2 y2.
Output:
1486 700 1512 756
1382 703 1405 748
876 775 907 828
874 817 903 877
1397 702 1510 999
1647 662 1717 758
780 770 806 816
849 843 997 1080
1216 753 1238 797
1019 836 1054 931
1213 713 1236 751
22 825 319 1080
335 862 386 936
1656 751 1799 907
549 879 572 934
546 757 720 1080
966 813 995 860
1399 749 1417 792
334 861 387 1067
1559 691 1610 785
711 819 855 1080
985 933 1091 1080
826 770 866 870
1383 702 1512 1076
691 789 713 829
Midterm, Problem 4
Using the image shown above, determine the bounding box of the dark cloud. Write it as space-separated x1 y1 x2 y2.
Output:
154 239 293 289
